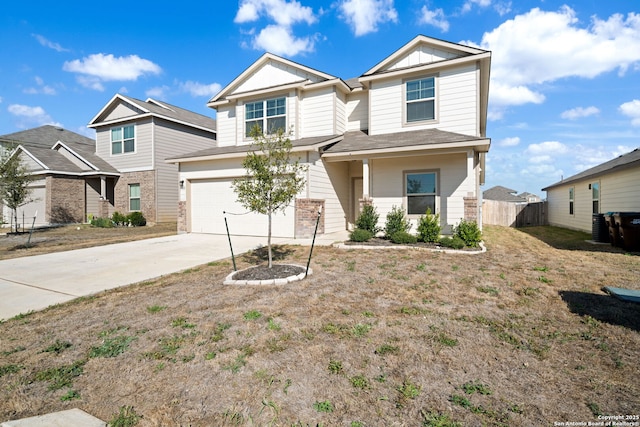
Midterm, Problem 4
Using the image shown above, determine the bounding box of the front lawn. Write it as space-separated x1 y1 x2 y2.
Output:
0 225 638 425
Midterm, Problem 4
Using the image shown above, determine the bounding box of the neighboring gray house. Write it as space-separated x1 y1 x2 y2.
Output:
542 147 640 233
483 186 527 203
0 126 119 227
86 95 217 224
168 35 492 237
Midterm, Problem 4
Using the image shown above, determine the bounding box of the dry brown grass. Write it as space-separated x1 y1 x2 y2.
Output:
0 225 639 426
0 223 177 260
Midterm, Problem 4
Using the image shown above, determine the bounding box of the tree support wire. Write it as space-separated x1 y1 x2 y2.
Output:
223 211 237 271
305 206 322 278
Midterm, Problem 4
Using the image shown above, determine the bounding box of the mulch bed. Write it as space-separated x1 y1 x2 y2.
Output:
232 264 306 280
343 237 482 251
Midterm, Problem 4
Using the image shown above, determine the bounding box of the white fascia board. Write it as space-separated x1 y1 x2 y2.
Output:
87 112 215 135
13 145 49 170
30 170 120 177
359 52 491 84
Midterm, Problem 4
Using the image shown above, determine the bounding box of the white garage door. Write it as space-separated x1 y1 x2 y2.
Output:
189 178 295 237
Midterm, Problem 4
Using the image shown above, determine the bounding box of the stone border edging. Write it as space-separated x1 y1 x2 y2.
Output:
223 264 312 285
333 241 487 254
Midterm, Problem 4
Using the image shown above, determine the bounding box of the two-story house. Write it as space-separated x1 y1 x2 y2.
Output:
88 95 217 224
167 35 491 237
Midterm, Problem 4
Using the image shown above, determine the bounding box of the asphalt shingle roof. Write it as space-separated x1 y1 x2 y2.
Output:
542 148 640 190
118 96 217 131
483 185 526 202
0 125 94 148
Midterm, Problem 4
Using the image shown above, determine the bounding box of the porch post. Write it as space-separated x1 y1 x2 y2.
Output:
362 159 370 199
100 176 107 199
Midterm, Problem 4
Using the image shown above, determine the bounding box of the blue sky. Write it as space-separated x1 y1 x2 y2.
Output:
1 0 639 196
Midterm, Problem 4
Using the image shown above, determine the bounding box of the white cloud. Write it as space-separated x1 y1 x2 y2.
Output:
497 136 520 147
179 81 222 97
338 0 398 37
145 85 170 100
526 140 568 156
63 54 161 90
473 7 640 108
235 0 316 26
23 76 57 95
461 0 491 14
418 6 449 32
619 99 640 126
530 155 552 164
560 106 600 120
32 34 69 52
252 25 316 56
7 104 62 128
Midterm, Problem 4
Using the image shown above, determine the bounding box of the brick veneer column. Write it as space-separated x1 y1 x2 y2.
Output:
464 197 478 222
177 201 187 234
295 199 324 238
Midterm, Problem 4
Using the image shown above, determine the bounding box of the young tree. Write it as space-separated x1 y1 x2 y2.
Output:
232 127 306 268
0 147 36 233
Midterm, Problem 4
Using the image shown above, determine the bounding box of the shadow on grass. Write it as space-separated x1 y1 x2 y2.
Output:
518 226 638 255
559 290 640 332
242 245 296 264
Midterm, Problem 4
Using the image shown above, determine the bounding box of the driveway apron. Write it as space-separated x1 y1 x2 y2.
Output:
0 233 286 320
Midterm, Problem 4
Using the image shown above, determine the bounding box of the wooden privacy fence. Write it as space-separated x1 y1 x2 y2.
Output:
482 200 547 227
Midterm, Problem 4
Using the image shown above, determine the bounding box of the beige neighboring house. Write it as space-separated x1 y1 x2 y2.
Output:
88 95 217 223
168 35 491 237
0 125 119 228
542 147 640 233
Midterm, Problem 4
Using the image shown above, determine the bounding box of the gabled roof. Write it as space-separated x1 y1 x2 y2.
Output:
483 185 526 202
207 53 343 107
14 143 119 177
362 34 489 78
88 94 217 133
0 125 95 149
542 148 640 191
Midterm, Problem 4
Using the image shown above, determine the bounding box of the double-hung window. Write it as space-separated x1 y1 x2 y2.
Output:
406 77 435 123
111 125 135 155
245 97 286 137
129 184 140 211
406 171 437 215
591 182 600 214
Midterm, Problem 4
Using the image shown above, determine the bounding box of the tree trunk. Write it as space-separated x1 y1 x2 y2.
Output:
267 211 273 268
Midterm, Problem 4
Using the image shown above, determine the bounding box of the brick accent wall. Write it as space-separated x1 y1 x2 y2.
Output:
47 176 85 223
295 198 324 238
114 170 156 225
177 201 187 234
464 196 478 222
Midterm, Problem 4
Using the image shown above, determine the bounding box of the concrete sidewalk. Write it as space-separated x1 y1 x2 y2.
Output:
0 231 348 321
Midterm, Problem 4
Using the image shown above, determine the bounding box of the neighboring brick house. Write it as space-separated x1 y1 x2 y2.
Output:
1 96 217 227
0 126 119 227
168 35 492 237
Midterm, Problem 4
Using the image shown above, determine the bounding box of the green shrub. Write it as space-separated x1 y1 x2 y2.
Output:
439 236 465 249
350 228 373 242
417 208 441 243
390 231 417 244
112 211 127 226
454 219 482 247
127 212 147 227
90 217 113 228
355 204 380 234
384 206 411 238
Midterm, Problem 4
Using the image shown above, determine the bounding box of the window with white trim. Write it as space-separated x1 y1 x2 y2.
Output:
111 124 135 155
129 184 140 211
406 77 435 123
405 171 437 215
245 97 286 137
569 187 574 215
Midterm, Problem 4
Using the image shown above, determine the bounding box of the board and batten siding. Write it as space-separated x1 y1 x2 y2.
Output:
105 102 143 121
233 60 324 94
301 87 335 137
307 152 348 233
95 118 153 171
153 119 216 222
546 165 640 233
368 64 479 137
370 152 475 233
345 91 368 131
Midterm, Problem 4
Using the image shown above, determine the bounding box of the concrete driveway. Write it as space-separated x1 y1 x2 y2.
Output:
0 231 347 321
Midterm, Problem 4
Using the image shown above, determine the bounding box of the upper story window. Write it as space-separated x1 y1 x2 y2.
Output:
111 125 135 155
406 171 437 215
406 77 435 123
245 97 286 137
